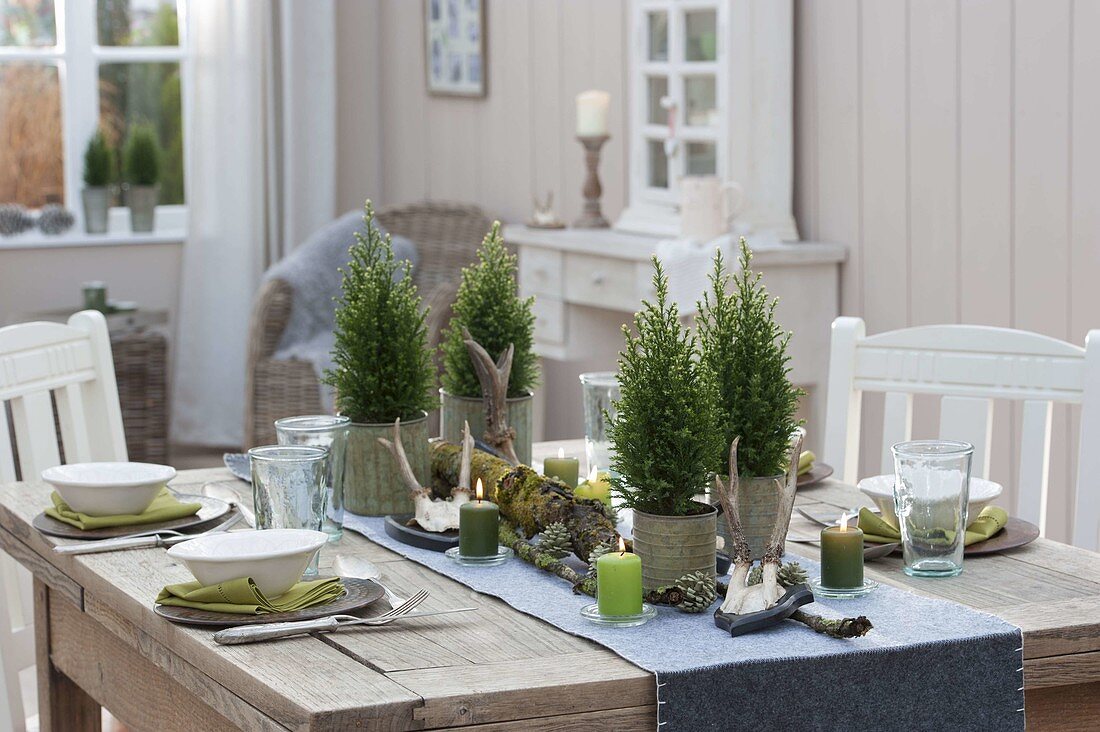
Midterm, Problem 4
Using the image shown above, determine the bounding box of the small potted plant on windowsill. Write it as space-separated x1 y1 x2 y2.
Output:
325 200 437 515
82 129 115 234
123 123 161 233
699 239 803 559
608 258 721 591
439 222 539 465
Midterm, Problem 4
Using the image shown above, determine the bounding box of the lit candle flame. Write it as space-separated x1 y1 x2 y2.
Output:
557 447 565 458
587 465 599 483
618 537 626 555
838 512 851 531
475 478 484 502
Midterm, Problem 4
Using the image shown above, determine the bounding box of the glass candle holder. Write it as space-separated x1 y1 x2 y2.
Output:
248 445 330 577
892 440 974 578
274 415 350 542
579 372 620 475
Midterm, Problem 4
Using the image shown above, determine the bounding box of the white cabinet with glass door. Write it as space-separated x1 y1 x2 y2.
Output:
617 0 798 241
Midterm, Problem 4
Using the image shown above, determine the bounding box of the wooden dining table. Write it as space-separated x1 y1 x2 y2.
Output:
2 439 1099 731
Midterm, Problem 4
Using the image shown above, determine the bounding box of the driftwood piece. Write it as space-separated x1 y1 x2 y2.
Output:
378 419 472 533
461 328 520 466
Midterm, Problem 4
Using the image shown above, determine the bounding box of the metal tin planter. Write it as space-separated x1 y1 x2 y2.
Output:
128 184 159 232
438 389 533 465
632 503 717 591
344 411 429 516
82 187 109 234
715 474 790 560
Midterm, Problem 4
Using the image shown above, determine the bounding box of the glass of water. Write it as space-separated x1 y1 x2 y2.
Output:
274 415 350 542
248 445 329 577
579 372 620 476
892 440 974 577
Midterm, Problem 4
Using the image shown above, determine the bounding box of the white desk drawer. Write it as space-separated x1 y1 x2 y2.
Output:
531 295 565 345
519 247 563 297
563 254 639 311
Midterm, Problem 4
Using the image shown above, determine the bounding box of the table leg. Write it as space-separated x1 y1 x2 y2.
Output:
34 579 101 732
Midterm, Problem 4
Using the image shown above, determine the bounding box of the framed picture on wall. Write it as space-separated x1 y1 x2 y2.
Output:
425 0 486 97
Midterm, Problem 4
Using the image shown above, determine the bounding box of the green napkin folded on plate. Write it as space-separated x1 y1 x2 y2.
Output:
798 450 816 476
46 488 201 530
858 506 1008 546
156 576 345 615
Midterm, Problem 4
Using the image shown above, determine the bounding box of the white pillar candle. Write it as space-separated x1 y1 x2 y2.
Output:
576 90 610 136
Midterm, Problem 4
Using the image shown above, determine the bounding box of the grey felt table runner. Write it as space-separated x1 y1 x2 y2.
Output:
344 514 1024 731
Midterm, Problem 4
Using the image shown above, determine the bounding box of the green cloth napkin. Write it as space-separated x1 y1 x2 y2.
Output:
155 576 345 615
798 450 816 476
858 506 1009 546
45 488 201 530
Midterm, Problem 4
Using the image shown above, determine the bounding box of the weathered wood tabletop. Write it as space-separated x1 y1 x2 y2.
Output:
1 439 1097 731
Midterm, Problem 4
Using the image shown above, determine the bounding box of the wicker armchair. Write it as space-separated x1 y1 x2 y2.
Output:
244 202 493 448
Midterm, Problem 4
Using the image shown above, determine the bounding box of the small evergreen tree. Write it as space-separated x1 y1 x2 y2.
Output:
697 238 802 478
608 258 721 516
325 201 436 423
441 222 538 398
123 123 161 186
83 130 115 188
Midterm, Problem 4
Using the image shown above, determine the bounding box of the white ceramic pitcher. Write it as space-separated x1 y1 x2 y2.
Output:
680 176 744 241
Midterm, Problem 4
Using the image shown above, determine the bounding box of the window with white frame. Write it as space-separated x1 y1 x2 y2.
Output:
0 0 187 229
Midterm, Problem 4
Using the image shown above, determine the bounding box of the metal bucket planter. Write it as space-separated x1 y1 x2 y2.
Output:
631 502 717 591
715 474 790 560
344 411 429 516
128 184 159 232
439 389 533 465
82 187 109 234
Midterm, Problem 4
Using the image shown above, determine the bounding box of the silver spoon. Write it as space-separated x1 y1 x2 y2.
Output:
202 482 256 528
333 555 406 606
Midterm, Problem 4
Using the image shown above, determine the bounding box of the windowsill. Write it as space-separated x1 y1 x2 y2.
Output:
0 229 187 251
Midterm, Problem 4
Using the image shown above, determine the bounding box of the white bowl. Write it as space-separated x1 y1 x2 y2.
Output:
858 473 1003 526
41 462 176 516
167 529 328 597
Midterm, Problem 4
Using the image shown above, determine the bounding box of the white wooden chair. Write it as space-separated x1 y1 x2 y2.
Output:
0 311 127 731
823 316 1100 551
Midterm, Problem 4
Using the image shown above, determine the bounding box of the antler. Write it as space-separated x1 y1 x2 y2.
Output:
376 418 426 496
762 431 804 564
462 327 520 466
456 420 475 495
714 438 750 565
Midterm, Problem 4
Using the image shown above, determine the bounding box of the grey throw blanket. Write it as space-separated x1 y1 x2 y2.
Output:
264 210 417 409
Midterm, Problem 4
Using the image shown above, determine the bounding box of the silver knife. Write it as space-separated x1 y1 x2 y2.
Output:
213 607 479 645
55 512 244 555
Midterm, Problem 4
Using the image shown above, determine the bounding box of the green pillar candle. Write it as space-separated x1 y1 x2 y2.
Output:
596 540 643 616
820 523 864 588
459 480 499 557
544 448 579 489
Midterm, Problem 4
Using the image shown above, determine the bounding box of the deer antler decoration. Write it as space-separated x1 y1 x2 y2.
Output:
378 418 474 532
462 327 520 466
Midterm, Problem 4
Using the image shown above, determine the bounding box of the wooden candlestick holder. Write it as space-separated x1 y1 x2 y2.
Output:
573 134 610 229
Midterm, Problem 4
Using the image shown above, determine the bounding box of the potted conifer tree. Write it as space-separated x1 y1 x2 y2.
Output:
698 239 803 558
123 123 161 232
440 222 538 465
608 258 721 591
82 130 114 234
326 201 436 515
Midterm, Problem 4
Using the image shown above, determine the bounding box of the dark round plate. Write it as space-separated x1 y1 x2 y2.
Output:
33 494 233 540
878 516 1040 556
797 463 834 488
152 576 384 627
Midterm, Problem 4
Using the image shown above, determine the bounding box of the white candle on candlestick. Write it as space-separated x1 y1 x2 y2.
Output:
576 90 610 136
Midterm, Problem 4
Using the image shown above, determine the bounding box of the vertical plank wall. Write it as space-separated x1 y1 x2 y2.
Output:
796 0 1100 543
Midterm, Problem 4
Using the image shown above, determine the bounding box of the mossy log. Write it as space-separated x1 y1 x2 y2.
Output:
431 440 622 562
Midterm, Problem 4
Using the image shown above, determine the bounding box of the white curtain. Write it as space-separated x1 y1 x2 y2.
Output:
173 0 336 447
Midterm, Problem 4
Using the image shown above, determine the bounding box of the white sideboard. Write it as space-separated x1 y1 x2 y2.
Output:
504 225 846 455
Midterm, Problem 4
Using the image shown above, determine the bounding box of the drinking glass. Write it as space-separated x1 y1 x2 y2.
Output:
579 372 620 476
275 415 350 542
248 445 329 577
892 440 974 577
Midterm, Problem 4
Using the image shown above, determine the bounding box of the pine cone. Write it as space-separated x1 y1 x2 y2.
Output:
38 204 74 235
675 570 717 613
585 541 615 578
0 204 32 236
748 561 808 588
537 522 572 558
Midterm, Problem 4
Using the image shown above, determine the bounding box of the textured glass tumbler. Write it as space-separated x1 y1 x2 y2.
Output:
892 440 974 578
248 445 329 577
579 372 620 475
275 415 350 542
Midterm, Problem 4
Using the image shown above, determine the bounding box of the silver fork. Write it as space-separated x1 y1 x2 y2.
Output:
212 589 440 645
